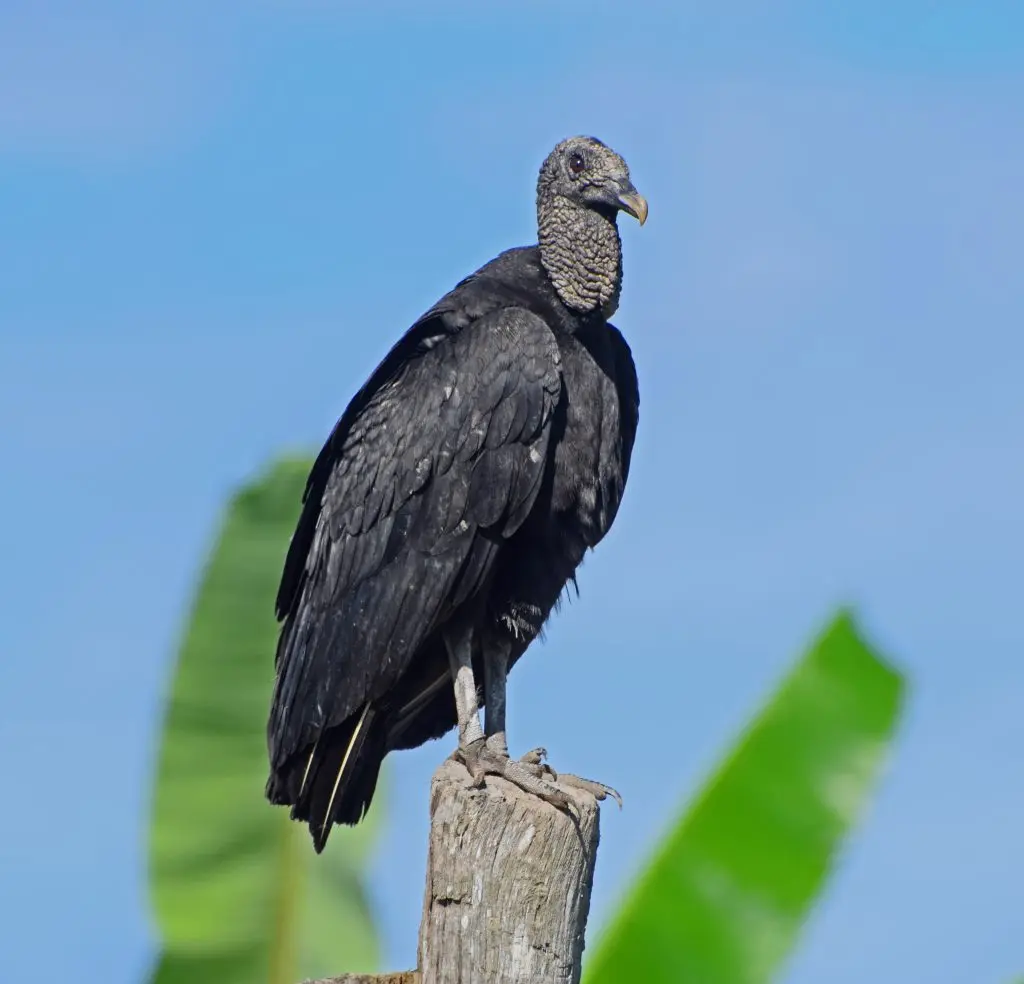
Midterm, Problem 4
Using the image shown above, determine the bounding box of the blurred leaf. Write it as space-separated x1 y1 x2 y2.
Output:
585 610 906 984
148 455 382 984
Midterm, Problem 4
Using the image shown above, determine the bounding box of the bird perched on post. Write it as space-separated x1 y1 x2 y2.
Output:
266 136 646 852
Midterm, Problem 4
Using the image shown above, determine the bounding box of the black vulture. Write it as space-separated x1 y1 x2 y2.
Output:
266 136 646 852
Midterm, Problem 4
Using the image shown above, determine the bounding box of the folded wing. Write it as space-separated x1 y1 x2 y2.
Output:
267 306 563 795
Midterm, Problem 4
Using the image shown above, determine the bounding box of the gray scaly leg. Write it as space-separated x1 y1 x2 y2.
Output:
444 626 621 810
441 629 565 808
483 637 511 758
444 623 484 749
482 638 622 810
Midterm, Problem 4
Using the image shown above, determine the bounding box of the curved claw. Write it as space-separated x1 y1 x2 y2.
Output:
558 774 623 809
519 747 559 781
519 746 548 767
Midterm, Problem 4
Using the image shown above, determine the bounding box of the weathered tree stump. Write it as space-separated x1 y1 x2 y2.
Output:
419 759 601 984
307 757 603 984
306 976 418 984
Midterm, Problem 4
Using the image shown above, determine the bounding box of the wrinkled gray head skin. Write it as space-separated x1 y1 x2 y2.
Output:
536 136 647 318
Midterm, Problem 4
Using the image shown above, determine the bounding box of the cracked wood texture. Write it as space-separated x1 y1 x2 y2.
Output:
303 759 601 984
301 970 417 978
304 976 418 984
418 758 601 984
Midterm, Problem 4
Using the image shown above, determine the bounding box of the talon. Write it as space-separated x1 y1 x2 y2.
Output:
519 747 547 766
558 774 623 808
450 739 572 811
506 760 572 811
450 738 619 814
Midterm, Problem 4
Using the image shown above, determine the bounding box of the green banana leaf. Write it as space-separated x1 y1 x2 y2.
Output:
585 611 906 984
148 456 382 984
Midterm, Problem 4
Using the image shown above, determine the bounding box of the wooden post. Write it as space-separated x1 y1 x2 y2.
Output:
305 758 603 984
305 977 417 984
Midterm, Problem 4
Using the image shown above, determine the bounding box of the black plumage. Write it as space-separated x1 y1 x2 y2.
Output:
266 136 646 851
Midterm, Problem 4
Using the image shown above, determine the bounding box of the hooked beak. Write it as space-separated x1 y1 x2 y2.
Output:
616 181 648 226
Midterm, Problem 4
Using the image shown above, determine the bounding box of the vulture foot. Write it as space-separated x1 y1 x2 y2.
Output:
453 737 622 811
453 737 572 810
513 743 622 807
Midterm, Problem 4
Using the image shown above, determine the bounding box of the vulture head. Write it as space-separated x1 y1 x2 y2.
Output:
536 135 647 316
537 135 648 227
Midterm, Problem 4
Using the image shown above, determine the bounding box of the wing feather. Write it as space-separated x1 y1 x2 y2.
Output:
607 322 640 488
268 306 562 770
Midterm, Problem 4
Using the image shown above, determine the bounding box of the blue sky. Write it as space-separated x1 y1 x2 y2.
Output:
2 2 1023 982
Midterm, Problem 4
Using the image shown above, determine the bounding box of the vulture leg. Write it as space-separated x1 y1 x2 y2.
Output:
485 640 623 810
482 638 510 757
444 622 485 748
443 629 569 808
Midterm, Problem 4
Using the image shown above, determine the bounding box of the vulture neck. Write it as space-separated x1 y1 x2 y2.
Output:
538 197 622 320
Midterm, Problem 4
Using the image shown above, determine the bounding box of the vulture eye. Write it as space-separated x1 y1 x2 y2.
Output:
567 151 586 176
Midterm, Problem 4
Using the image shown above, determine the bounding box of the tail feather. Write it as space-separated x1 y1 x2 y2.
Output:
266 702 385 852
